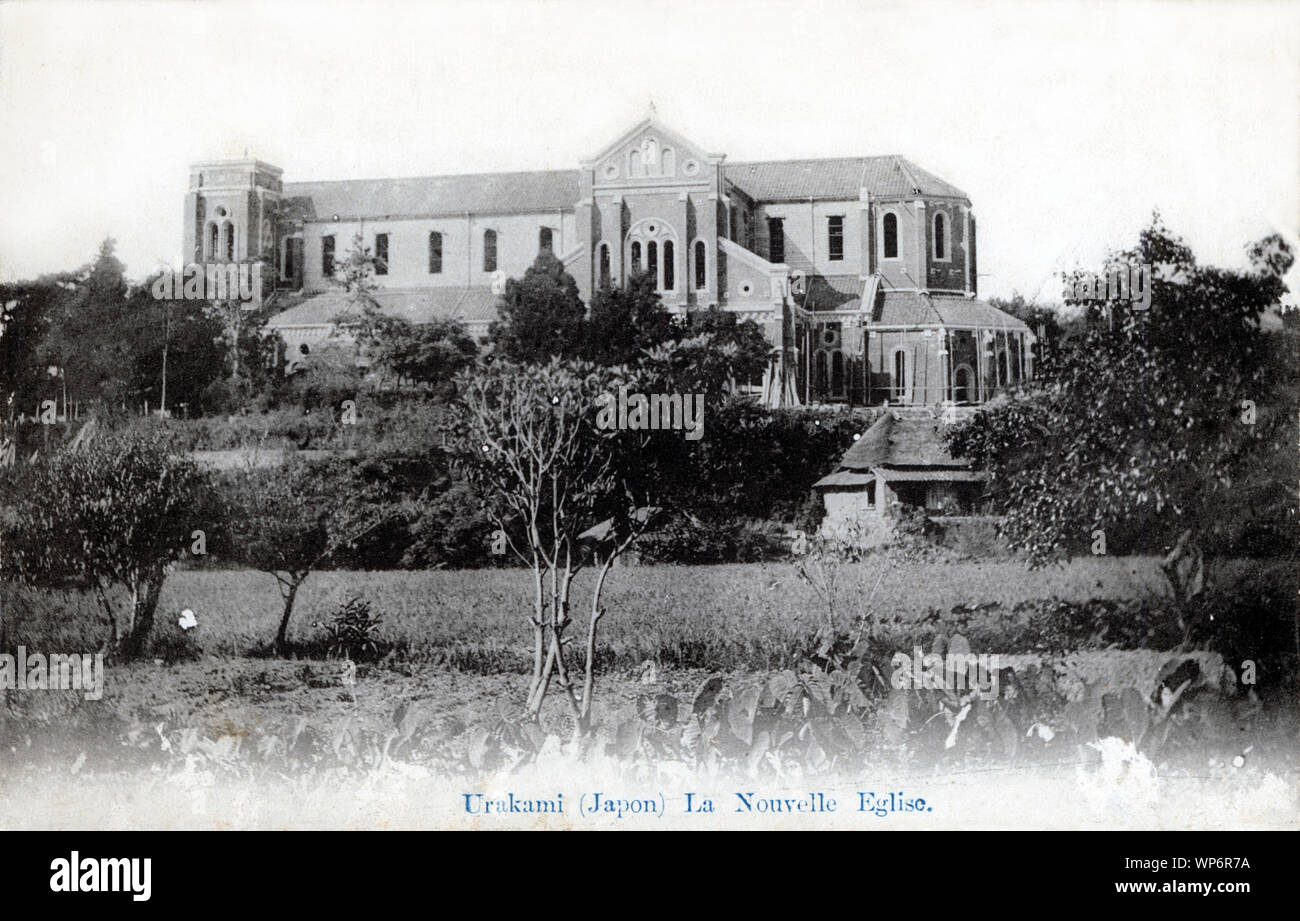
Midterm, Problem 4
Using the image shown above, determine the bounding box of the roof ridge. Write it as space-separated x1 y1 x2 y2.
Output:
284 167 580 188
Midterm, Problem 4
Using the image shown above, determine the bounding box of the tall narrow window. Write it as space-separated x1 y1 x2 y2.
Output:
883 213 898 259
631 241 642 273
282 237 295 279
661 147 675 175
207 224 218 260
647 241 658 282
374 233 389 275
831 350 845 398
892 348 908 402
483 229 497 272
827 216 843 261
768 218 785 263
598 243 610 287
428 232 443 274
223 222 236 262
539 227 553 253
694 240 706 290
663 240 675 290
933 212 947 260
322 235 335 276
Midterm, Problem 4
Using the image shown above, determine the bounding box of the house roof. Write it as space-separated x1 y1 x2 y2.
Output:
281 170 582 222
837 413 970 470
265 287 499 330
868 291 1031 331
726 156 968 203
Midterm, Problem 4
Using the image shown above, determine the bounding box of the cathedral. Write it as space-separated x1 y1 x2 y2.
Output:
182 114 1032 407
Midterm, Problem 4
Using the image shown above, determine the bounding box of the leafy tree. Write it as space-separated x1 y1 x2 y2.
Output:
946 217 1295 594
38 239 134 410
220 460 402 654
367 316 478 394
640 309 773 397
582 270 675 365
452 359 658 735
0 430 211 657
0 278 63 419
487 252 586 363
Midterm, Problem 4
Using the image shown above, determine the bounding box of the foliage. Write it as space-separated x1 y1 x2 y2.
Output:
487 252 586 363
582 271 675 365
0 428 211 657
320 595 385 661
218 459 405 653
947 216 1296 567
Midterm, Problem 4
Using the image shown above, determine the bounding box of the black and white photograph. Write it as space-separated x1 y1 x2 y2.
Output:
0 0 1295 887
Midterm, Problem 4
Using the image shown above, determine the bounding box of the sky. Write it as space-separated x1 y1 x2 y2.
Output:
1 0 1297 304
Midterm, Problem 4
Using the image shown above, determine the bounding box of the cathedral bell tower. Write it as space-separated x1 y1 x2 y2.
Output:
182 157 283 300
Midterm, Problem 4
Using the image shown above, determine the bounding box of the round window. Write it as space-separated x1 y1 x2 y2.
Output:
683 160 700 176
740 281 753 296
603 163 618 179
646 223 657 234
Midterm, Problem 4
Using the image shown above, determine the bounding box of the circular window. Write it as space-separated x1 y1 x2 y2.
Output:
215 207 227 217
603 163 618 179
646 222 658 234
683 160 700 176
739 281 753 296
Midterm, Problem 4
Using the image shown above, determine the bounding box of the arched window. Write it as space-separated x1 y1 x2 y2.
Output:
429 232 443 274
282 237 296 279
483 229 497 272
933 211 948 260
647 241 658 280
663 240 675 290
882 212 898 259
628 149 643 178
206 223 218 260
223 221 235 262
694 240 707 290
598 243 611 287
539 227 553 253
631 241 642 273
661 147 675 175
953 364 973 403
892 348 908 402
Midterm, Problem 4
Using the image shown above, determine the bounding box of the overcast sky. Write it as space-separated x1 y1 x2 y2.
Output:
1 0 1297 303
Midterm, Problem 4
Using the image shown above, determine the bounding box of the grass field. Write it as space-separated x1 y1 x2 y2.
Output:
5 556 1173 670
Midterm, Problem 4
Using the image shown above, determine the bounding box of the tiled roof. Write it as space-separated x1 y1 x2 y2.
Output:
266 287 499 330
281 170 582 221
869 291 1031 330
837 413 969 470
726 156 968 202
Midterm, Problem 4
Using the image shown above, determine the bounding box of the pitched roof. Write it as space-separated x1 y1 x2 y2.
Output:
265 287 499 330
837 413 970 470
726 156 968 202
868 291 1031 330
281 170 581 222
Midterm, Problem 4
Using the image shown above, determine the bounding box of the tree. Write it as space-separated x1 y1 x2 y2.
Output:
220 459 402 654
487 252 586 363
0 430 211 657
946 217 1294 599
640 309 773 397
38 239 134 410
452 359 658 736
367 316 478 394
0 278 62 420
582 270 675 365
